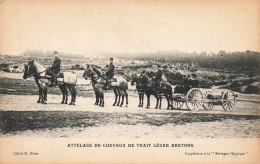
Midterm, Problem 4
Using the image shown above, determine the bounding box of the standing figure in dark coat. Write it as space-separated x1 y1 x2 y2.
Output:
49 51 61 87
105 58 115 89
154 64 163 93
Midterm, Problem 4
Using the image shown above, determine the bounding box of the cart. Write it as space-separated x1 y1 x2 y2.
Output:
172 87 237 112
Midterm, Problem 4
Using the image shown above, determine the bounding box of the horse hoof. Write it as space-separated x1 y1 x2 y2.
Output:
125 105 128 107
41 101 47 104
155 107 158 109
120 105 122 107
146 106 150 109
113 104 115 106
37 100 40 103
65 102 68 104
94 103 98 105
117 104 120 106
69 102 75 105
61 101 64 104
138 105 141 107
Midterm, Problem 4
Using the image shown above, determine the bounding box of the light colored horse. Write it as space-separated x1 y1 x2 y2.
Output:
23 60 77 105
83 64 128 107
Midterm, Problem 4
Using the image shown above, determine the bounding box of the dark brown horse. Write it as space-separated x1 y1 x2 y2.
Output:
131 72 173 110
23 60 77 105
83 64 128 107
131 73 147 107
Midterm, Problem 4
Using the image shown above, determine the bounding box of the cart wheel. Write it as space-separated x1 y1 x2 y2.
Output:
172 101 184 109
222 90 236 112
202 90 214 110
186 88 203 111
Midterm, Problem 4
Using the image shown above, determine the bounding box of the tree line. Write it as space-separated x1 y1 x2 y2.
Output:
132 50 260 75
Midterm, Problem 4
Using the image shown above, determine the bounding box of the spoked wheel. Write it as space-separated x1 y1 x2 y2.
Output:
172 101 184 109
222 90 236 112
202 90 214 110
186 88 203 111
202 102 214 110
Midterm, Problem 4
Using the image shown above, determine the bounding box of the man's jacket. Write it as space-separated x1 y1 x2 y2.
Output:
106 64 115 79
51 57 61 74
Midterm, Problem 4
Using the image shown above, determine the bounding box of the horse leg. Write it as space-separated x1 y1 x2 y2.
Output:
64 86 68 104
37 88 42 103
164 94 170 110
98 88 104 107
141 93 144 107
41 92 47 104
59 85 65 104
155 95 159 109
98 89 102 106
113 88 118 106
41 84 47 104
99 95 102 106
94 90 99 105
120 89 124 107
68 85 75 105
146 94 150 109
72 85 77 104
138 93 141 107
165 94 172 109
124 89 128 107
159 95 162 109
169 93 173 110
117 89 121 106
100 89 104 107
43 87 47 102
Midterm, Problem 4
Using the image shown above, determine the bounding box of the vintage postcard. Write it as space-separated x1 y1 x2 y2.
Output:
0 0 259 163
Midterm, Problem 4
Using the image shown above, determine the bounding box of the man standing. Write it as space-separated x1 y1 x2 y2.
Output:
154 64 163 93
105 58 115 89
49 51 61 87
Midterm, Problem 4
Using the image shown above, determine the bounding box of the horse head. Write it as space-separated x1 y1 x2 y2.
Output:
23 60 36 79
23 63 29 79
131 73 138 86
83 64 92 80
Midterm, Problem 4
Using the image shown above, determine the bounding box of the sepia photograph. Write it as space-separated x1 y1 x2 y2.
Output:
0 0 259 163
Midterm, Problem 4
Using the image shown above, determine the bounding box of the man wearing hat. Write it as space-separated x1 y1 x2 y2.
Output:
49 51 61 87
105 58 115 89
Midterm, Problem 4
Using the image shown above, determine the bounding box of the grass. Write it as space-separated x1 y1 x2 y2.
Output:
0 111 259 134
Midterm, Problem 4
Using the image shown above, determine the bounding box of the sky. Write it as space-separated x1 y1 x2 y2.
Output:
0 0 259 56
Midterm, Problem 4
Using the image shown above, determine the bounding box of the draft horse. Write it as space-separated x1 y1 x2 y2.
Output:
23 60 77 105
131 73 173 110
83 64 128 107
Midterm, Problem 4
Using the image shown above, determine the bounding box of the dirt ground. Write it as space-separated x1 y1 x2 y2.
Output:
0 71 259 138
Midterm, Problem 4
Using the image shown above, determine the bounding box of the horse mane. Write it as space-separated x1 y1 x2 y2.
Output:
90 65 102 77
32 60 47 74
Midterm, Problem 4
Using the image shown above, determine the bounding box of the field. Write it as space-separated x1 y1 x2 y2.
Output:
0 71 259 138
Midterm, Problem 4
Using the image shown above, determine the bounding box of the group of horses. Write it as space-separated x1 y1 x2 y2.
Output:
23 60 175 110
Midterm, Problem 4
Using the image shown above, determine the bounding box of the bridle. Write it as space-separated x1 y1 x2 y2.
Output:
25 62 37 78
